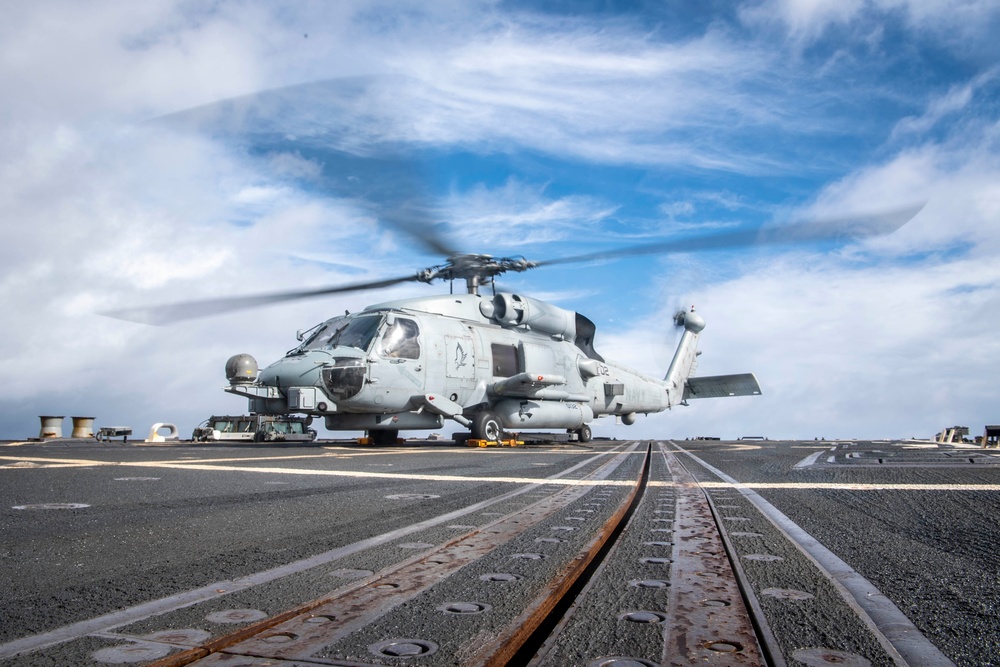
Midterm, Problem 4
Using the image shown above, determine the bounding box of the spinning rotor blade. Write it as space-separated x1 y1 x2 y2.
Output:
378 199 459 257
535 203 924 268
156 76 461 259
101 274 422 326
100 78 466 326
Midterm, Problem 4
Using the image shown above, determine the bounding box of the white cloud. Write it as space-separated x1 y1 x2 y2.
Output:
442 179 616 250
891 67 1000 140
0 85 419 438
741 0 1000 55
740 0 866 45
367 22 793 170
592 246 1000 441
796 121 1000 257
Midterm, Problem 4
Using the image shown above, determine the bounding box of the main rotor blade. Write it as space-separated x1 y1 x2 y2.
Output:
101 274 422 325
535 203 925 268
155 76 462 258
377 199 459 257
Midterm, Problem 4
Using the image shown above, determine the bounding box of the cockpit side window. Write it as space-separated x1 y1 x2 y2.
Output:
491 343 520 377
379 318 421 359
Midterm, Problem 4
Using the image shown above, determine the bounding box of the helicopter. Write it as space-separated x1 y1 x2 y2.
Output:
106 205 919 445
221 267 757 445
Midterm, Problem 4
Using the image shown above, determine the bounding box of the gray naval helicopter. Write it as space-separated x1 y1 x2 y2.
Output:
223 261 757 445
108 206 917 445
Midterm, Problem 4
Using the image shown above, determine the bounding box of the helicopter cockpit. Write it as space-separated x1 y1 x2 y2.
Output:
292 312 421 360
271 311 423 403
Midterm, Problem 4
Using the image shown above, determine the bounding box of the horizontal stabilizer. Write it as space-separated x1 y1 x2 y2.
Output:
684 373 762 400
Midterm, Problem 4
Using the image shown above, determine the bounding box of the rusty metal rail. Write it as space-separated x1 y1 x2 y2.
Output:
143 442 776 667
658 444 772 666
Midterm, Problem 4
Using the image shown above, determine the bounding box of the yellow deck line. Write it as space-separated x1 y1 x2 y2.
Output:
4 454 998 491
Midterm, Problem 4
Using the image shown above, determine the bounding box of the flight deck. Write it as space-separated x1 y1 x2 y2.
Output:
2 438 998 666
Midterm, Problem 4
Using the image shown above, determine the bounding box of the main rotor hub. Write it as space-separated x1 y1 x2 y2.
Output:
417 254 538 294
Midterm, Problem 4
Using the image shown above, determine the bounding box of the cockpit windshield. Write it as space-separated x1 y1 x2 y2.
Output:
296 317 345 351
297 314 382 353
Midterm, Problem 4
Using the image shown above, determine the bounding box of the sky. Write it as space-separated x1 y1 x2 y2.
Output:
2 0 999 442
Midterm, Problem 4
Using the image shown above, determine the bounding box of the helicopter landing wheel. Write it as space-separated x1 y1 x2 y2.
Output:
370 429 398 446
576 424 592 443
472 411 504 443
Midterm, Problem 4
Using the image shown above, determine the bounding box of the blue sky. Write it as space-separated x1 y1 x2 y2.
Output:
1 0 999 440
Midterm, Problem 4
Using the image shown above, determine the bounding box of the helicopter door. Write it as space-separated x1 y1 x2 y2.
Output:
375 317 426 402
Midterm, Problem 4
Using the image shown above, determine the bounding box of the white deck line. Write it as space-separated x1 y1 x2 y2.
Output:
0 443 634 660
793 450 824 469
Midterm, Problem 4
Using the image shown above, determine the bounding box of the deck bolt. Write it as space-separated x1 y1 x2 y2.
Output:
702 599 731 607
437 601 492 614
369 638 439 658
639 557 672 565
588 658 661 667
92 643 170 663
305 614 336 624
629 579 670 589
480 572 522 582
618 610 668 624
705 640 742 652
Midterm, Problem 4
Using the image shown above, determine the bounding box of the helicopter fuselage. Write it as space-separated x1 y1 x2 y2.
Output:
225 292 753 442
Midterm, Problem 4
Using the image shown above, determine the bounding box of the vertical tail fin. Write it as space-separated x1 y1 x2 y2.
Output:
664 307 706 407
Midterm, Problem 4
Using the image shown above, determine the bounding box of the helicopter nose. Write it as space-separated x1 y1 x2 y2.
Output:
258 353 326 387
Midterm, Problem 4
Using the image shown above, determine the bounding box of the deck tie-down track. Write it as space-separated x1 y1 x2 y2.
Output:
1 440 956 666
124 442 767 667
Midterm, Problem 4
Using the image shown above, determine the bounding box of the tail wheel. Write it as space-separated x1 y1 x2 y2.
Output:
577 424 592 443
370 429 399 446
472 411 504 443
